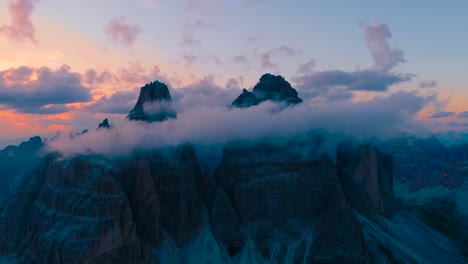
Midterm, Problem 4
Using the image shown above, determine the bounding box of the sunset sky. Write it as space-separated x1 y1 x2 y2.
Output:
1 0 468 146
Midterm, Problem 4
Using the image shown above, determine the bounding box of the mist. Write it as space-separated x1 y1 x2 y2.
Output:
45 90 431 158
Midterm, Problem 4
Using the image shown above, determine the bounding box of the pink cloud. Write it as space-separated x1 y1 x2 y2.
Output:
105 18 141 46
0 0 37 43
364 22 405 72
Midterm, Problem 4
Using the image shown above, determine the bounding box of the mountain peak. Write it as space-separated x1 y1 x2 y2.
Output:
97 118 111 130
232 74 303 108
127 81 177 122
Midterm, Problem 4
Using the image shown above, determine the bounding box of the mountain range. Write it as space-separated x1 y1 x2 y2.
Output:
0 74 467 263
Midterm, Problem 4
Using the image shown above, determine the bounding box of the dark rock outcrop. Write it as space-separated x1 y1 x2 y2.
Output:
232 74 303 108
337 142 394 218
127 81 177 122
97 118 111 129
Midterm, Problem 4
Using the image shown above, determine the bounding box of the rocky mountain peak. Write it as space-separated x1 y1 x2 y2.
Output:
232 73 303 108
97 118 111 130
127 81 177 122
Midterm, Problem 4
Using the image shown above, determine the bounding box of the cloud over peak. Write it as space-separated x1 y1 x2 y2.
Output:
0 0 37 43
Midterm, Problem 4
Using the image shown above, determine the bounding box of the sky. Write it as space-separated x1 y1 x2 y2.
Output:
1 0 468 147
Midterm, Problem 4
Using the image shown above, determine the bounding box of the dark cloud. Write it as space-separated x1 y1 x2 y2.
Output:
364 22 405 72
293 70 410 102
171 75 241 112
458 111 468 119
233 55 248 64
83 69 118 85
0 65 91 114
446 122 468 127
183 55 221 66
0 0 37 43
105 17 141 46
430 111 456 118
85 90 137 114
261 46 300 69
419 80 437 88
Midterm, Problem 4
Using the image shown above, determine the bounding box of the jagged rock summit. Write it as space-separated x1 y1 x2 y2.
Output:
232 73 303 108
97 118 111 130
127 81 177 122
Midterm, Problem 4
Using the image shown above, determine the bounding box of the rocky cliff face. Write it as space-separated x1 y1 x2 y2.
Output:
0 137 466 263
215 143 363 262
0 146 204 263
232 74 303 108
380 135 465 191
127 81 177 122
337 142 394 218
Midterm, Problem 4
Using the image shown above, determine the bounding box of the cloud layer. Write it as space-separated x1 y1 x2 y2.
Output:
46 89 431 157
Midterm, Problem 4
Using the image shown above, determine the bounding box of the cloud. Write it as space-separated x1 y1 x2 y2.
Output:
0 65 91 114
171 75 241 112
183 55 221 66
296 59 315 75
261 46 300 69
430 111 456 118
85 90 137 114
105 18 141 46
364 22 405 72
46 90 431 157
458 111 468 119
293 70 410 102
446 122 468 127
0 0 37 43
118 63 170 85
419 80 437 89
181 19 207 47
83 69 118 85
233 56 248 64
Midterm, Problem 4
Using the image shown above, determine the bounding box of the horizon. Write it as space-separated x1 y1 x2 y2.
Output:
1 0 468 147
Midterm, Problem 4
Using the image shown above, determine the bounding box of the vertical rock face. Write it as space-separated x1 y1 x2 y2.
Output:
337 142 394 218
210 187 244 256
0 145 205 263
0 155 153 264
127 81 177 122
214 143 364 262
0 136 43 200
232 74 303 108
